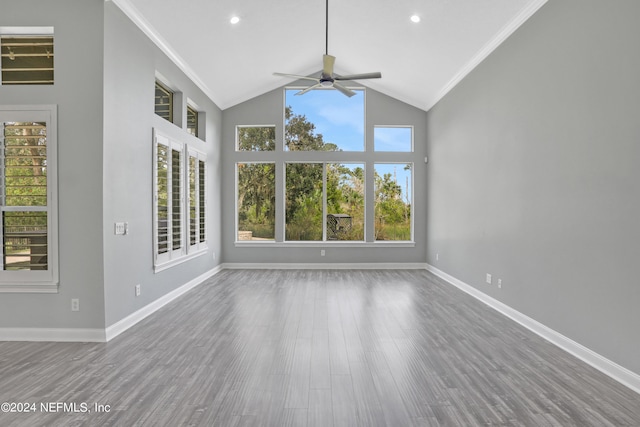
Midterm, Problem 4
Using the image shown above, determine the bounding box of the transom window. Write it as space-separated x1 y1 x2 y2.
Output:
1 28 54 85
155 81 173 123
374 126 413 152
285 88 364 152
237 126 276 151
187 105 198 137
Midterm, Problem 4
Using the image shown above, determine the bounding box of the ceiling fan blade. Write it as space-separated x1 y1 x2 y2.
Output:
335 72 382 81
296 83 323 96
323 54 336 76
333 82 356 97
273 72 320 82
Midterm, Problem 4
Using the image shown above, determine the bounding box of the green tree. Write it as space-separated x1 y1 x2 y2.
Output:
237 126 275 151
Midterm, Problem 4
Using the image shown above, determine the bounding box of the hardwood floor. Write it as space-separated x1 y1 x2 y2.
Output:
1 269 639 426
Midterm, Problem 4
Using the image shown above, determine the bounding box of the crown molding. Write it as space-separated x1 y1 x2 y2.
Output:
106 0 220 108
428 0 548 111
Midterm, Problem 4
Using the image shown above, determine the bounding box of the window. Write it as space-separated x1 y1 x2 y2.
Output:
237 162 275 241
374 163 413 241
285 163 322 241
154 129 207 271
0 105 58 292
285 162 364 241
188 148 206 250
237 126 275 151
234 87 415 245
285 88 364 151
1 28 54 85
187 105 198 137
154 130 183 266
374 126 413 152
155 81 173 123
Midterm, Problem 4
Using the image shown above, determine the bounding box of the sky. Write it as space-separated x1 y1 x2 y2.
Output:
285 88 364 151
285 88 412 201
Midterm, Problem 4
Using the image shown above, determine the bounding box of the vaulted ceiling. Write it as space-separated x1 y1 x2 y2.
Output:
112 0 547 112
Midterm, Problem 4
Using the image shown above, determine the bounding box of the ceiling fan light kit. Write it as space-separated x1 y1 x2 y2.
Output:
273 0 382 97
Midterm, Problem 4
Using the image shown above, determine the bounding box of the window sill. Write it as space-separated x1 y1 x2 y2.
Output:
234 241 415 248
0 282 59 294
154 247 208 273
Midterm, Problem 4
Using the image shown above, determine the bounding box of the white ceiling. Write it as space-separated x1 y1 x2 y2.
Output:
112 0 547 112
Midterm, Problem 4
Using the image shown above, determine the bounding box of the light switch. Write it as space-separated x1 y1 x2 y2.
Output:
115 222 127 235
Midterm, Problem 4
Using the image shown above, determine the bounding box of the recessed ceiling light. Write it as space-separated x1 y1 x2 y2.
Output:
230 16 240 24
410 15 421 23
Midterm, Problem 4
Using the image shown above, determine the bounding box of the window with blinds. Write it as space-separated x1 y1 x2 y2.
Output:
187 149 206 251
154 129 207 271
199 159 205 243
171 149 182 251
154 130 184 267
187 105 198 137
0 106 57 292
155 81 173 123
1 121 48 271
1 35 54 85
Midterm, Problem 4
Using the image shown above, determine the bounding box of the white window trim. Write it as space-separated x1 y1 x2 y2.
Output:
235 161 276 243
153 129 184 270
283 161 367 243
374 162 414 243
0 105 58 293
233 88 416 247
153 128 207 273
0 27 54 87
236 124 276 151
187 147 207 253
373 125 415 152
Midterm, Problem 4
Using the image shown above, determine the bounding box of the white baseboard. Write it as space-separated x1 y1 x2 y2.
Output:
0 266 223 343
221 262 428 270
104 265 222 341
425 264 640 395
0 327 105 342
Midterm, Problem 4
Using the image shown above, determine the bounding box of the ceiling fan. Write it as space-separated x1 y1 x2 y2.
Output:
273 0 382 97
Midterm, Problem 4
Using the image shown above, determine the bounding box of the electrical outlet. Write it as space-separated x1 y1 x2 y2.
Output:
135 284 141 297
498 279 502 289
71 299 80 312
212 251 216 260
320 250 325 256
486 273 492 284
436 253 439 261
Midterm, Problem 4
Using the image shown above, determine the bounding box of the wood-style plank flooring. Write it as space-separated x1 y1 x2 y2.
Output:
1 269 639 426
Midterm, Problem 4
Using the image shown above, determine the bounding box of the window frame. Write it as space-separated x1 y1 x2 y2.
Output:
187 147 207 253
284 87 366 152
374 162 414 242
373 125 414 152
0 105 58 293
0 27 54 86
233 87 416 248
153 128 207 273
284 161 366 243
154 80 174 123
235 161 276 242
186 104 199 138
236 125 277 151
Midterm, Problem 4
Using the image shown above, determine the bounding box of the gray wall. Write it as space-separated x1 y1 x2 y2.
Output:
102 3 222 327
0 0 106 329
426 0 640 374
221 86 428 264
0 0 223 331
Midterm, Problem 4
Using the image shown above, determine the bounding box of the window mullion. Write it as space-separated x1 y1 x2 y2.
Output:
322 162 327 242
